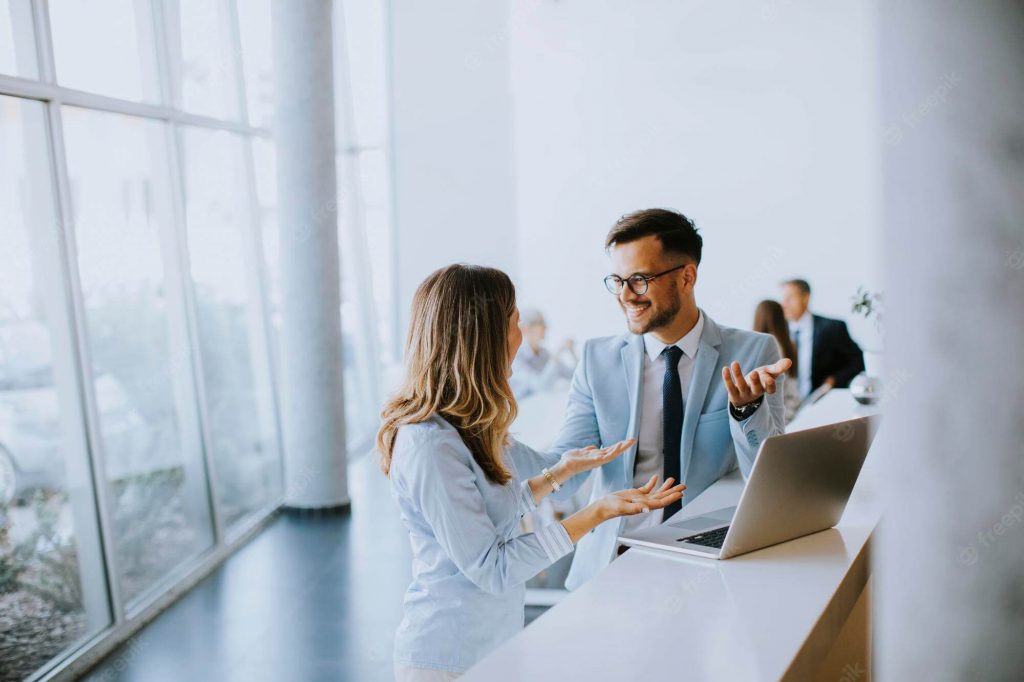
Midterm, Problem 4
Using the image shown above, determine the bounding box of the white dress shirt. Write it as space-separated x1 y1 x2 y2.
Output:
789 311 814 399
622 312 705 533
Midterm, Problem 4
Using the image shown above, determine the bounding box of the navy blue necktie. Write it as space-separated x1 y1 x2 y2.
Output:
662 345 684 519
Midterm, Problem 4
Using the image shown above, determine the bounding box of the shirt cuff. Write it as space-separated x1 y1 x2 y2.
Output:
517 479 539 515
533 521 575 562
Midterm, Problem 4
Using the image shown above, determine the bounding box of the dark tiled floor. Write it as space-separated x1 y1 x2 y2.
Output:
84 456 413 682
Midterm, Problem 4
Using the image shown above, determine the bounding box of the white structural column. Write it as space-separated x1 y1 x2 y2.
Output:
878 1 1024 679
272 0 349 508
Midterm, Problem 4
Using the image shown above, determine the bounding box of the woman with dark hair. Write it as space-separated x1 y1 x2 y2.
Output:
379 264 685 680
753 299 801 423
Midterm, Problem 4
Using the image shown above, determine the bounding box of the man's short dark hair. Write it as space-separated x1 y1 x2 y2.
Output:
604 208 703 264
783 279 812 296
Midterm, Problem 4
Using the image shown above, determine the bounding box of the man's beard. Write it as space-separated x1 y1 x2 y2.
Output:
624 295 682 335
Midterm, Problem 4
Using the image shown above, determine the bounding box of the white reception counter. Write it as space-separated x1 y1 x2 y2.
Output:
464 390 882 682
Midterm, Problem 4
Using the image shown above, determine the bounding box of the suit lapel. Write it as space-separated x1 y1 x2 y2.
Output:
620 335 644 483
681 314 722 481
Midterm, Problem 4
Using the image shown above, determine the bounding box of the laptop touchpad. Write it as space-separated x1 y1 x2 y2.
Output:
668 506 737 530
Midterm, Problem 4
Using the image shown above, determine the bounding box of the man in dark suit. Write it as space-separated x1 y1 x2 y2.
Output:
781 279 865 399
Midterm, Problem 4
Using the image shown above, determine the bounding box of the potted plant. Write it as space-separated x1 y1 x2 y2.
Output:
849 287 885 405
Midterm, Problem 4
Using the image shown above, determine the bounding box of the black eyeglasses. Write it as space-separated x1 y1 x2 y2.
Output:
604 264 689 296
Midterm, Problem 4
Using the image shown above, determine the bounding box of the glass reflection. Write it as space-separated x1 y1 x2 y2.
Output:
0 0 38 78
237 0 274 127
62 106 214 605
49 0 160 102
181 126 281 530
0 95 110 679
165 0 241 120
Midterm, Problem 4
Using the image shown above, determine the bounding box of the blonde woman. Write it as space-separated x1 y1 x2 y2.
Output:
379 264 685 681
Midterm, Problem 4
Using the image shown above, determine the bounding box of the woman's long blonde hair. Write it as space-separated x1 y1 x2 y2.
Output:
377 264 518 485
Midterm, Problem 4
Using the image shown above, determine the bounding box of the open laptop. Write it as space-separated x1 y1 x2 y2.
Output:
617 415 880 560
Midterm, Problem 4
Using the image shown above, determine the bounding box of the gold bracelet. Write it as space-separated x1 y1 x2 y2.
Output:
541 467 562 493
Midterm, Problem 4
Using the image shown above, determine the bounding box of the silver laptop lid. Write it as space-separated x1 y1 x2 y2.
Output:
718 415 880 559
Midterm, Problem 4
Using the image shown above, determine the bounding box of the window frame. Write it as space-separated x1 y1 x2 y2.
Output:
0 1 397 676
0 0 286 678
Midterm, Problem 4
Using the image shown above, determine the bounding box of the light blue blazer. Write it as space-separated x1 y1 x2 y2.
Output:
549 312 786 590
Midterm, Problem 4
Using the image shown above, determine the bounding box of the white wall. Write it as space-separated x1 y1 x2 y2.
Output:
388 0 519 341
509 0 882 351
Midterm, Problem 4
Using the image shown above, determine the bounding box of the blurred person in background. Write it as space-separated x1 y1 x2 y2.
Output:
781 279 865 400
510 309 577 400
753 300 801 424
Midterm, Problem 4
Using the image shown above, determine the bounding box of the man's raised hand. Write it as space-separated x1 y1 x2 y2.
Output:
721 358 792 407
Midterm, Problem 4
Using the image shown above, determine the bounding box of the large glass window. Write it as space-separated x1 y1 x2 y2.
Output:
336 159 383 452
62 106 214 607
340 0 389 150
164 0 241 120
337 0 397 366
0 0 396 676
253 137 381 454
0 0 37 78
237 0 274 128
251 137 280 353
49 0 160 102
356 148 396 365
0 96 110 680
180 126 281 531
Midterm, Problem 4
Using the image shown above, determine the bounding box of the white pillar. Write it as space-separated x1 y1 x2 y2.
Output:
877 1 1024 678
272 0 349 509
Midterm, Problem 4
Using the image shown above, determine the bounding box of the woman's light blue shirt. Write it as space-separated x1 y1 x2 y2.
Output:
389 415 575 673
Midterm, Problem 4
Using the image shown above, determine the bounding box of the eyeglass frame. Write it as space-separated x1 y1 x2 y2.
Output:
603 263 690 296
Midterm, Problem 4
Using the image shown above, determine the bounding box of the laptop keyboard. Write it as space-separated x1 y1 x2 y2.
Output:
677 525 730 548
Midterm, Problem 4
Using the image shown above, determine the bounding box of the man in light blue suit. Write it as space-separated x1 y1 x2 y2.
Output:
551 209 792 590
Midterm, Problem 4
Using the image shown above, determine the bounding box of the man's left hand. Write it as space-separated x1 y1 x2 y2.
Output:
722 358 793 407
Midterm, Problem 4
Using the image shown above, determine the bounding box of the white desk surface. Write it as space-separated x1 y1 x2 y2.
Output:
464 390 881 682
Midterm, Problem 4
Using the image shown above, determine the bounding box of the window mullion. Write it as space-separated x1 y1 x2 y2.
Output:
30 0 56 85
149 0 176 109
43 96 128 627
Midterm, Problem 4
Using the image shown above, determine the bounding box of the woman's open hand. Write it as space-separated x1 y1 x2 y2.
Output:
559 439 637 477
560 475 687 544
597 476 686 519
